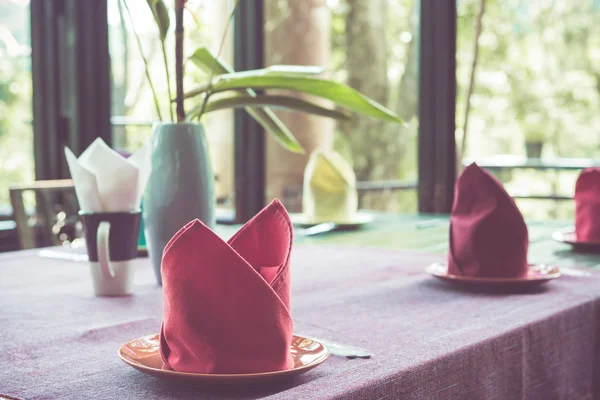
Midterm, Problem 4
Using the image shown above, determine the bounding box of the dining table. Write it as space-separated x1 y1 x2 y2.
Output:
1 213 600 399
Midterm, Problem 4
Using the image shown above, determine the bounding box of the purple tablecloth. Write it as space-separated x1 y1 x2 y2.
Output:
1 246 600 400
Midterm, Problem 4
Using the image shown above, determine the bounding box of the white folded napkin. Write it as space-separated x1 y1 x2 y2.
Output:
302 149 358 224
65 138 150 212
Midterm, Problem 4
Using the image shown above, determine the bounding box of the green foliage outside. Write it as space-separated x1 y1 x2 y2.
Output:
457 0 600 220
0 1 33 209
2 0 600 220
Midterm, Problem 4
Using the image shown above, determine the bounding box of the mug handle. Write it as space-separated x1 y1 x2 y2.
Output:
97 221 115 279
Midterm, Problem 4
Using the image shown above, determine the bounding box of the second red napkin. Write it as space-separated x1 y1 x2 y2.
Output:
159 199 294 374
448 163 529 278
575 168 600 241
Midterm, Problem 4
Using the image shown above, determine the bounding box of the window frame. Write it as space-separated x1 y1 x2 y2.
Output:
31 0 112 181
25 0 458 229
418 0 457 213
233 0 266 223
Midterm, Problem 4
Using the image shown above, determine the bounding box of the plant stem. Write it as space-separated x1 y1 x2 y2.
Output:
197 0 240 119
121 0 163 121
161 41 174 122
175 0 185 122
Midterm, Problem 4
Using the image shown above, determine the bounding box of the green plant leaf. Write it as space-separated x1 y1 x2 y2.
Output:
189 47 233 75
186 96 304 153
189 48 325 77
146 0 170 41
188 94 352 121
187 47 304 153
254 65 327 77
248 108 304 153
185 71 404 124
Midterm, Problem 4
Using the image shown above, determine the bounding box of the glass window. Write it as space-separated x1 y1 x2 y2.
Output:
0 0 33 213
263 0 419 214
107 0 235 218
457 0 600 220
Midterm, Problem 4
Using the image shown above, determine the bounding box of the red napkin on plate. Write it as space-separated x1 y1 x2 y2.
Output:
575 168 600 241
448 163 529 278
159 199 294 374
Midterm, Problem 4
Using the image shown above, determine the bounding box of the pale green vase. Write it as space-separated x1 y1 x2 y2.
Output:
143 122 215 286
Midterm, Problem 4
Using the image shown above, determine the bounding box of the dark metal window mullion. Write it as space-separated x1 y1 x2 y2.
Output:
233 0 266 223
31 0 61 180
31 0 111 181
418 0 457 213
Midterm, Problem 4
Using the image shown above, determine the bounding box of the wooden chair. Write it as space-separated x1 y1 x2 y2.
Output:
9 180 80 249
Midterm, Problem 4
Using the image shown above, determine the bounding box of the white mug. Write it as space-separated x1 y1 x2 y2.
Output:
80 211 141 296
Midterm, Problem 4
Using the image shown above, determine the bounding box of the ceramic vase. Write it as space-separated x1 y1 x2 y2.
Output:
143 123 215 285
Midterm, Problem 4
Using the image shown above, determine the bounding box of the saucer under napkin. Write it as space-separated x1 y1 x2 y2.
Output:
426 263 560 290
119 333 329 383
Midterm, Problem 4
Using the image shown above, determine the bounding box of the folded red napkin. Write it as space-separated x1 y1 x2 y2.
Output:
159 199 294 374
575 168 600 241
448 163 529 278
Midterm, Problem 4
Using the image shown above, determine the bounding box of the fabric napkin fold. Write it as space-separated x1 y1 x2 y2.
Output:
65 138 150 212
302 149 358 224
159 199 294 374
575 168 600 241
448 163 529 278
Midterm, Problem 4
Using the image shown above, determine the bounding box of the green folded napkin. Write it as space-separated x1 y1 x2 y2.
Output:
302 150 358 224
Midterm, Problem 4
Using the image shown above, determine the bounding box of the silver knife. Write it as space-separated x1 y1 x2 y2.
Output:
301 334 373 359
297 222 337 237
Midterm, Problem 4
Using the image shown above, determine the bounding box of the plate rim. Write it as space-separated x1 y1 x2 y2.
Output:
118 333 330 379
289 212 373 227
552 229 600 246
425 262 561 283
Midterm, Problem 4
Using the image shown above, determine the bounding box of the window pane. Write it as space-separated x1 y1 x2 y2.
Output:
107 0 235 217
457 0 600 220
264 0 419 214
0 0 33 211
